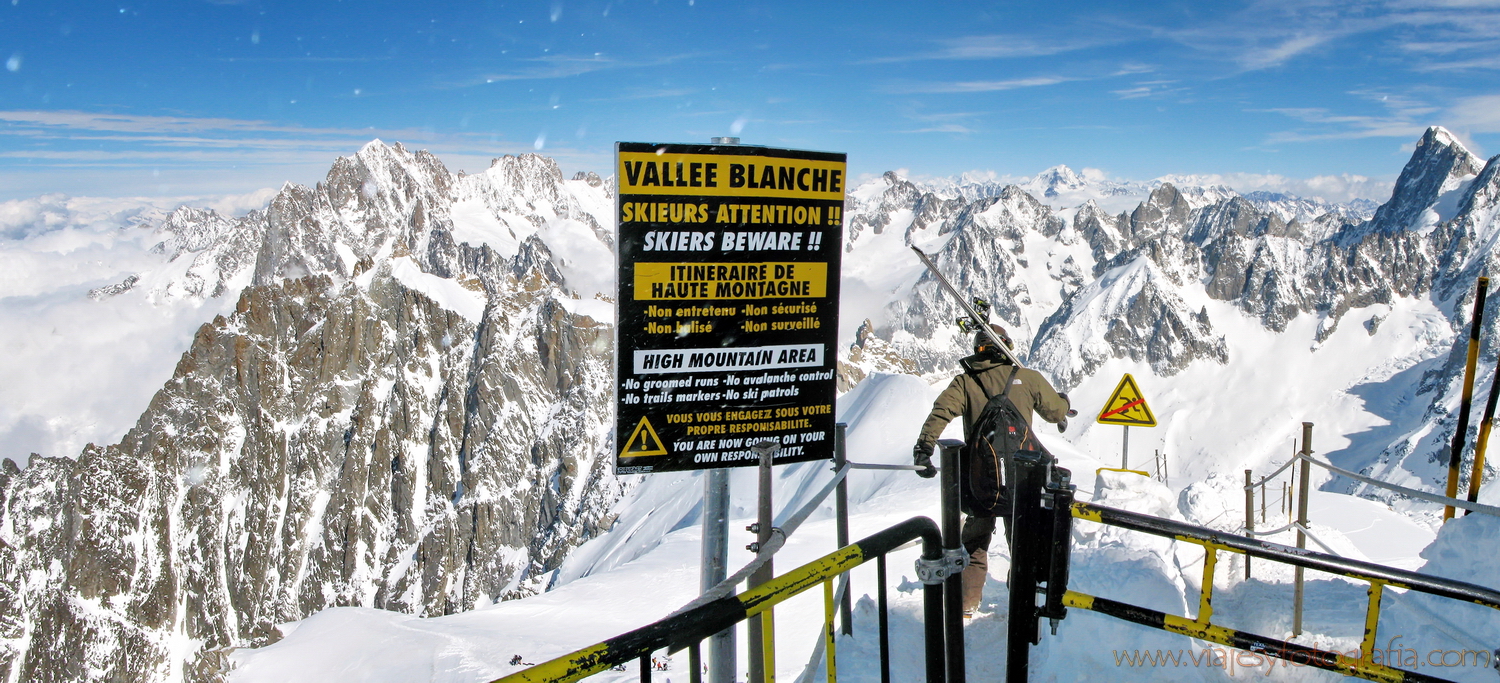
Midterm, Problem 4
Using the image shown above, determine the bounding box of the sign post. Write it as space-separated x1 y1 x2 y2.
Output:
1095 373 1157 470
614 141 846 683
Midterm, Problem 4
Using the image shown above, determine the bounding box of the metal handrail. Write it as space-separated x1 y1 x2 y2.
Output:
1074 501 1500 608
492 516 948 683
1070 500 1500 683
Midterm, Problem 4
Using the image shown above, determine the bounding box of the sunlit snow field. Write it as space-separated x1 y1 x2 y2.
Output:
230 371 1498 683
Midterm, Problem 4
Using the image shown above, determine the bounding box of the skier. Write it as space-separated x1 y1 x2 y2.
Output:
912 323 1072 618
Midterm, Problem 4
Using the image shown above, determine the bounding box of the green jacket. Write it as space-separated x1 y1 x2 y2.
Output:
915 354 1070 455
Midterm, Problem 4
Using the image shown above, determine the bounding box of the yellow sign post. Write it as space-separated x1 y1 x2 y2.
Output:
1096 373 1157 470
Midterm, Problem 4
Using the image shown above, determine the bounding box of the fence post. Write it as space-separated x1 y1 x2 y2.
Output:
937 440 966 683
1293 422 1312 637
834 423 852 635
1469 334 1500 510
1244 469 1254 580
1259 478 1266 523
1447 277 1489 520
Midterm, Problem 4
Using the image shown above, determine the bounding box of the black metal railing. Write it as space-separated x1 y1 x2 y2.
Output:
494 515 955 683
1002 449 1500 683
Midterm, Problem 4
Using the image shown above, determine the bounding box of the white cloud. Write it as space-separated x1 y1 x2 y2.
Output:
1446 94 1500 132
861 34 1117 64
890 76 1074 94
1158 170 1394 203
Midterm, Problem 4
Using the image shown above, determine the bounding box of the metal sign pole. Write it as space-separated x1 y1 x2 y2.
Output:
701 467 735 683
834 423 852 636
1121 426 1129 470
748 441 779 683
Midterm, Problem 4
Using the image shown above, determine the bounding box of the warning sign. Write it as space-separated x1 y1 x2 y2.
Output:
1096 374 1158 427
615 141 845 474
620 417 668 457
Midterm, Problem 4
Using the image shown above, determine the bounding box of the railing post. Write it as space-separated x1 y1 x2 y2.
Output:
877 555 891 683
1468 331 1500 511
748 441 779 683
1293 422 1312 637
1447 276 1488 520
921 537 946 683
1006 449 1050 683
834 422 852 635
1244 469 1253 580
938 440 966 683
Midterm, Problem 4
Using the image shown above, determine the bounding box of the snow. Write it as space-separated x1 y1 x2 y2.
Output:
537 218 615 299
449 197 534 260
388 257 487 323
231 365 1492 682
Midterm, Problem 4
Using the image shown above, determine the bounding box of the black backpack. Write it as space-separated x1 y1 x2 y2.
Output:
963 365 1048 517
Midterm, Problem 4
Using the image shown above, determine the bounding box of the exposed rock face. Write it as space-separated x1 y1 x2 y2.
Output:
0 142 620 681
1366 127 1483 234
1031 260 1227 391
837 319 919 391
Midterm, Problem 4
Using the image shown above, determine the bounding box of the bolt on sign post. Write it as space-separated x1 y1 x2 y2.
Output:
1095 373 1158 470
614 141 845 475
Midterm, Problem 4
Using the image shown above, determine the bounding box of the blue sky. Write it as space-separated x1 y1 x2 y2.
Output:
2 0 1499 202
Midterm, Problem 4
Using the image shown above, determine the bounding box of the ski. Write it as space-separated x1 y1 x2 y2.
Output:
910 245 1027 369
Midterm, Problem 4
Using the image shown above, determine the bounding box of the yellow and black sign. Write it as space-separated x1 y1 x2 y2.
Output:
1096 374 1157 427
615 141 844 474
617 151 845 201
634 262 828 300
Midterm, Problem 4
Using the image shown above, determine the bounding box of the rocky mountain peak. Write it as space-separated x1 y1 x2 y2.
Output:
1368 126 1484 232
1456 155 1500 218
1031 165 1088 197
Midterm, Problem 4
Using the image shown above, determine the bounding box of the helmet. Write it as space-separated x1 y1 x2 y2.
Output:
974 323 1013 356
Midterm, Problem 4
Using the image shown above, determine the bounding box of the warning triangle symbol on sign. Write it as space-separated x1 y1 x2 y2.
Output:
1096 373 1158 427
620 417 669 458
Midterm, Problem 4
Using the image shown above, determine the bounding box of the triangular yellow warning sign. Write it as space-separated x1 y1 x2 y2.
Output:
619 417 669 458
1096 374 1157 427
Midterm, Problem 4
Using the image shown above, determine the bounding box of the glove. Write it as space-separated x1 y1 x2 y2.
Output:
1057 418 1069 433
1058 391 1079 418
913 445 937 479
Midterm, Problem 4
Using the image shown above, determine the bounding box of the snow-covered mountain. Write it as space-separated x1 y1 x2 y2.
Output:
0 143 624 681
2 126 1499 681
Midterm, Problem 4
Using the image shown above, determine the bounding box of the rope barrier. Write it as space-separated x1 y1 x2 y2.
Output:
1243 451 1500 519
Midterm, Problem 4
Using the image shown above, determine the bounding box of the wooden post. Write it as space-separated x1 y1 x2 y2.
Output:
1293 422 1313 637
1244 469 1254 579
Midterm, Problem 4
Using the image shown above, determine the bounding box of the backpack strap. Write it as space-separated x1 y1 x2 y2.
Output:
969 364 1019 403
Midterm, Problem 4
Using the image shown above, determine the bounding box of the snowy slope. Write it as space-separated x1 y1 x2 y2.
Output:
230 372 1492 682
